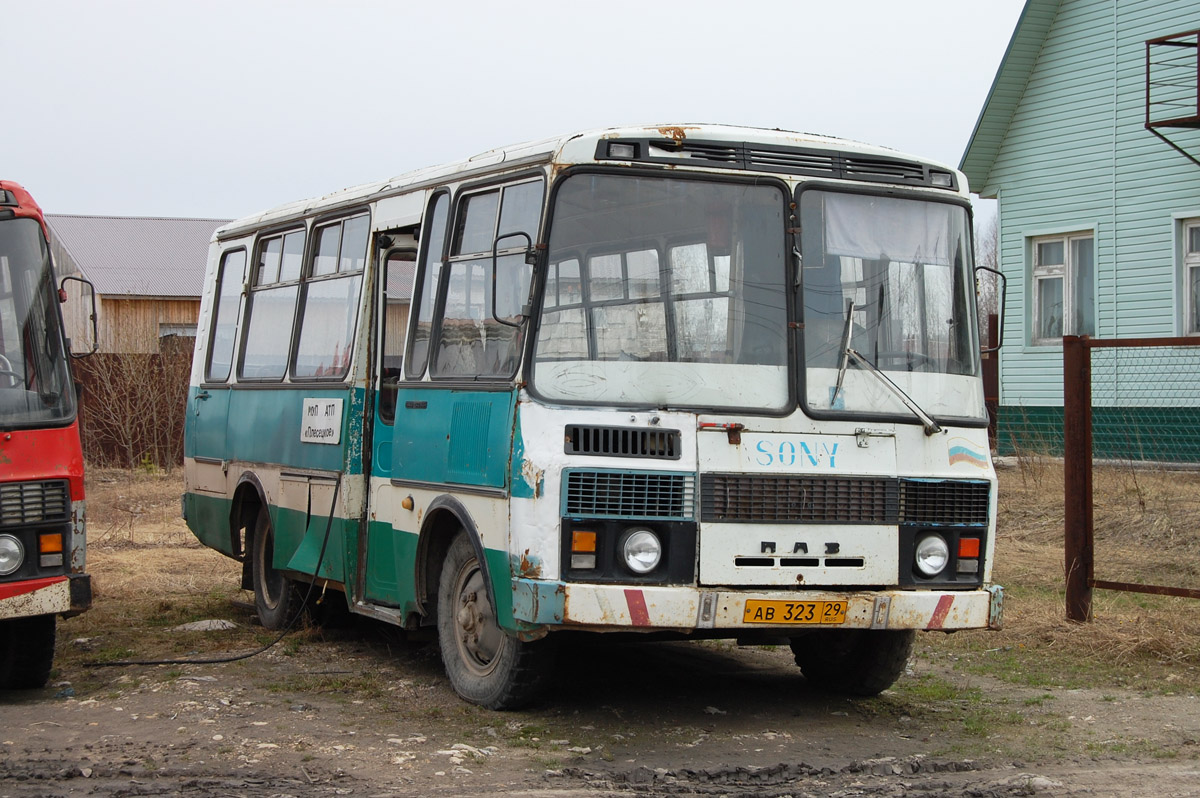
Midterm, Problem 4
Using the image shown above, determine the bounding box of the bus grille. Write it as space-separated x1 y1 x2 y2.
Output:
700 475 989 526
564 425 681 460
564 471 695 519
0 480 71 527
701 475 897 524
898 479 991 526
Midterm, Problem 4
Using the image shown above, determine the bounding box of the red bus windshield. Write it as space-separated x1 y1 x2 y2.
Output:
0 216 75 427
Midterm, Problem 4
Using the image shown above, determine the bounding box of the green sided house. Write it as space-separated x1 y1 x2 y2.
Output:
962 0 1200 460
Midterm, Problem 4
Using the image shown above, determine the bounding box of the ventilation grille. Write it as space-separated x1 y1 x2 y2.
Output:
565 471 695 519
0 480 70 527
601 138 955 190
899 480 990 526
702 475 897 524
565 425 681 460
701 475 989 526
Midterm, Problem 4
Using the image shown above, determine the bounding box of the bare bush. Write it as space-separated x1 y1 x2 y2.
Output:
75 335 192 469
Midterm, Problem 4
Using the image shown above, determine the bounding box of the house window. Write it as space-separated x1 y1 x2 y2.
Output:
1185 220 1200 334
1032 233 1094 343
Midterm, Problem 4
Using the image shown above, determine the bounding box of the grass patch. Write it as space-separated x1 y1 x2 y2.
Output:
921 463 1200 695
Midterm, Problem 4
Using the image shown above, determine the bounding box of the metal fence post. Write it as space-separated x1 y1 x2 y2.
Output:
1063 335 1093 622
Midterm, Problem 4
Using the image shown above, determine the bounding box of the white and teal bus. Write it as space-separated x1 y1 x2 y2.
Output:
184 124 1003 709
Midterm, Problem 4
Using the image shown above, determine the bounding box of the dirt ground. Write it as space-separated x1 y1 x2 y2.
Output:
2 467 1199 797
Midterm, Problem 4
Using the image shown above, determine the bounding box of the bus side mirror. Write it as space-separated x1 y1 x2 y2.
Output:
491 231 536 329
59 275 99 358
975 266 1006 354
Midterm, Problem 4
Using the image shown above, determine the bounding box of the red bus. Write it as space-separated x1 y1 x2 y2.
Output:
0 181 92 689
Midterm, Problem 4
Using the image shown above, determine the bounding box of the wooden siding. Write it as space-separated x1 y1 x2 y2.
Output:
96 297 200 354
984 0 1200 409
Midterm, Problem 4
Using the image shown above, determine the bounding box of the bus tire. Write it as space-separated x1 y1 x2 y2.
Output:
437 532 552 710
789 629 915 696
0 614 56 689
251 505 304 631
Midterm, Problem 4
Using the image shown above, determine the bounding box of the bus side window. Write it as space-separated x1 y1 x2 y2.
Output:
206 248 247 382
292 214 369 379
406 192 450 379
378 250 416 423
239 229 304 381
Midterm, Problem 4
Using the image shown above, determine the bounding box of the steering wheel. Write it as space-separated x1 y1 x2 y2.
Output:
0 355 18 388
873 351 937 372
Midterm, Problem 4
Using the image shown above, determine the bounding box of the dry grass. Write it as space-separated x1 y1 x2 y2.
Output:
931 459 1200 690
87 467 198 548
62 468 250 676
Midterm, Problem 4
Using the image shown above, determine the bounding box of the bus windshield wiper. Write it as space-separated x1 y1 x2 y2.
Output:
844 348 943 436
831 299 856 406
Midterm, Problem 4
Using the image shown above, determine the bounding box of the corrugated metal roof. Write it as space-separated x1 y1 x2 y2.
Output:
46 214 230 298
959 0 1062 194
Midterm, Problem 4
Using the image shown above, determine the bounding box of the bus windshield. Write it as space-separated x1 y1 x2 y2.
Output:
0 217 75 426
532 174 789 411
799 189 984 421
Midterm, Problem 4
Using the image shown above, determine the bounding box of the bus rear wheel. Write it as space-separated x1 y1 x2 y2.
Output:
789 629 915 696
437 532 551 710
0 614 56 689
252 505 304 630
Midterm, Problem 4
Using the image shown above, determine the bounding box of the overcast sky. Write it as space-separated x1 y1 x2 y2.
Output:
5 0 1025 220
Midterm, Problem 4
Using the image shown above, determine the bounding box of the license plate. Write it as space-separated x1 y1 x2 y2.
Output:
742 599 848 625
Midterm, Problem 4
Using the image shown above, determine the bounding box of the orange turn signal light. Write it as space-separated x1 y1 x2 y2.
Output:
39 533 64 554
571 530 597 553
958 537 980 558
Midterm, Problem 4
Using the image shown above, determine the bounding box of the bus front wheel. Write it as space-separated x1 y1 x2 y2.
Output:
437 532 551 710
0 614 56 689
790 629 915 696
252 505 303 630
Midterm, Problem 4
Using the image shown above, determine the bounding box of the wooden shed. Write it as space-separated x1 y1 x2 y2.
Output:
47 215 229 354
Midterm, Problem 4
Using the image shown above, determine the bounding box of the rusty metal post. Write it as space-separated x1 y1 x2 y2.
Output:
1062 335 1093 622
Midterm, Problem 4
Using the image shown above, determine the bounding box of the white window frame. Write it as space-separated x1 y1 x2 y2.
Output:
1031 232 1094 345
1183 219 1200 335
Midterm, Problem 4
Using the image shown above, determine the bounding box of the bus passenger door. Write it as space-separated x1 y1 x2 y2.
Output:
362 245 418 607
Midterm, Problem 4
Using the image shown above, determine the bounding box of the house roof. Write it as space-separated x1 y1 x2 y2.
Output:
46 214 230 298
959 0 1062 193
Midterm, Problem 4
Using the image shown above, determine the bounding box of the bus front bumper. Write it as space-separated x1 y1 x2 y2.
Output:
511 579 1003 633
0 574 92 620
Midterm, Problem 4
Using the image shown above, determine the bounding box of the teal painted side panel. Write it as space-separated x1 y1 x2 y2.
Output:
362 519 419 612
509 412 538 499
184 492 234 555
185 385 365 473
359 520 524 631
485 546 520 631
183 492 349 582
185 385 231 459
391 387 517 487
226 387 364 474
512 578 565 625
281 513 350 583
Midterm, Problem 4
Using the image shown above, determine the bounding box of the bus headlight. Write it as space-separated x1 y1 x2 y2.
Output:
620 528 662 574
0 534 24 576
914 534 950 577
